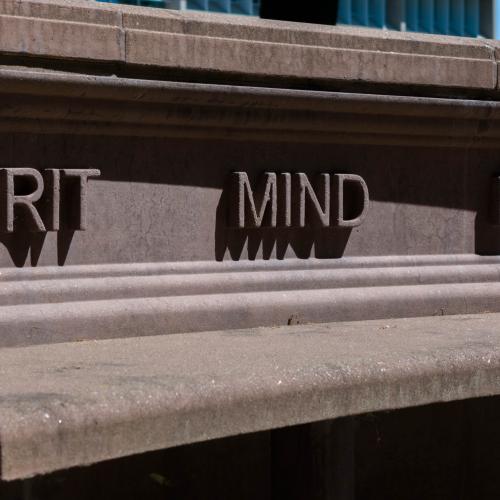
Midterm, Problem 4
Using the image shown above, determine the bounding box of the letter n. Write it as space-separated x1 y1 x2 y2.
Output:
294 173 330 227
229 172 277 228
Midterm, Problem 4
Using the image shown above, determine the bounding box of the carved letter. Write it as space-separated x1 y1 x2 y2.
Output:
333 174 369 227
278 172 292 227
229 172 277 228
0 168 46 232
43 169 61 231
62 169 101 230
294 173 330 227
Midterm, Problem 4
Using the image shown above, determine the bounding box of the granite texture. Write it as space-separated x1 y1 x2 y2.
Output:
2 313 500 479
0 2 500 487
0 255 500 346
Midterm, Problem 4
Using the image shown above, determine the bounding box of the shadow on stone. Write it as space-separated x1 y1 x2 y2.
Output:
215 189 352 261
0 230 46 268
57 230 75 266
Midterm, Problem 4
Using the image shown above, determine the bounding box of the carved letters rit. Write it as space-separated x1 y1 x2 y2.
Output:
0 168 100 233
229 172 369 229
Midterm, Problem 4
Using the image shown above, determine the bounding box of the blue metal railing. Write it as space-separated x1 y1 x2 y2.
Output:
338 0 494 37
98 0 165 6
187 0 260 15
98 0 259 14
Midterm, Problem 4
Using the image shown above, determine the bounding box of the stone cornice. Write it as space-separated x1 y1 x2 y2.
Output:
2 67 500 146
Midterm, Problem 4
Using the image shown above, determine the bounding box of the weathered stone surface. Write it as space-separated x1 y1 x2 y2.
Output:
0 0 122 25
0 68 498 146
0 14 123 62
1 312 500 480
0 0 496 92
0 128 486 260
125 28 495 90
0 255 500 347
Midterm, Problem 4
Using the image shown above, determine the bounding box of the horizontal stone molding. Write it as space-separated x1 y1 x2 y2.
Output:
2 312 500 479
2 254 500 347
2 253 499 280
0 0 499 95
3 68 500 145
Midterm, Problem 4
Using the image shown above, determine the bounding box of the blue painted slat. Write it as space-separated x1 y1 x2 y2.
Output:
107 0 165 4
369 0 386 27
209 0 230 12
434 0 450 33
139 0 165 5
187 0 208 9
406 0 419 31
449 0 465 35
352 0 369 25
338 0 353 24
231 0 252 14
419 0 434 32
465 0 480 36
495 0 500 39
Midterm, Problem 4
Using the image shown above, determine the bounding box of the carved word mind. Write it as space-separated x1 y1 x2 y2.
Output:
0 168 100 233
229 172 369 228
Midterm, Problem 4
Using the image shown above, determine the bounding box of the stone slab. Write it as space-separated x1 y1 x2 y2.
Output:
125 29 495 90
2 312 500 480
0 0 497 93
0 14 123 62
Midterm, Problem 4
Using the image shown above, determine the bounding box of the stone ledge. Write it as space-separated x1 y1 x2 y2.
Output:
1 255 500 347
2 312 500 480
2 67 500 146
0 15 124 62
0 0 498 94
125 29 494 90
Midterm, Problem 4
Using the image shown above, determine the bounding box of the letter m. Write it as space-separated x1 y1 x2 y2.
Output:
229 172 277 228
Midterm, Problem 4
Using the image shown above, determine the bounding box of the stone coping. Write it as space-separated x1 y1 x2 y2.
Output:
1 0 500 94
1 312 500 480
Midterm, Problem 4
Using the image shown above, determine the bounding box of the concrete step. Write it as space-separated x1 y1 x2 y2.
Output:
1 312 500 480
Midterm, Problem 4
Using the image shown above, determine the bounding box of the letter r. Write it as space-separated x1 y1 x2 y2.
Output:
0 168 46 232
